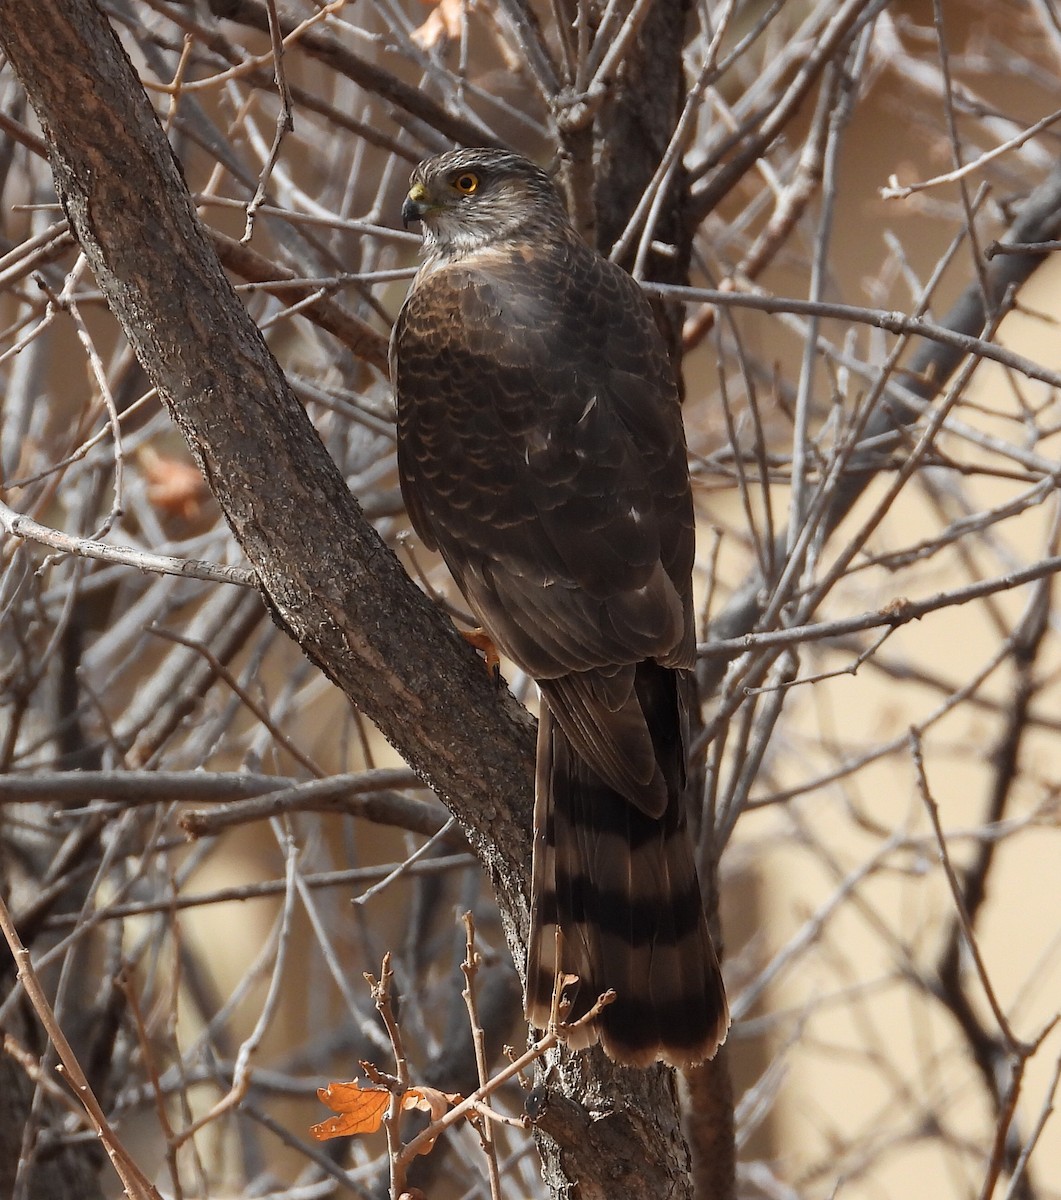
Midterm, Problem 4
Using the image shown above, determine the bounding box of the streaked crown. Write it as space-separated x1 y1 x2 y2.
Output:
403 148 568 257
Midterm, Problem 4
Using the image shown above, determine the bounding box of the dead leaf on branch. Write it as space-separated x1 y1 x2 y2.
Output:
411 0 464 49
311 1078 462 1150
310 1080 389 1140
403 1084 461 1123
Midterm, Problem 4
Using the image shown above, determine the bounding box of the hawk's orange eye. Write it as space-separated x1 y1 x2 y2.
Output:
453 172 479 194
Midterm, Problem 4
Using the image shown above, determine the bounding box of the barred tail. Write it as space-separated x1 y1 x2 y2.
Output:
526 670 729 1068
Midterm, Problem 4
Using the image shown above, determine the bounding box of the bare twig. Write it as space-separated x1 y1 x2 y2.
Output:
460 913 504 1199
0 895 164 1200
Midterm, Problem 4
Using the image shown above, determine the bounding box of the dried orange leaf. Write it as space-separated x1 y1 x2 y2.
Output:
310 1080 390 1141
139 446 208 520
410 0 463 49
402 1086 466 1155
402 1085 462 1121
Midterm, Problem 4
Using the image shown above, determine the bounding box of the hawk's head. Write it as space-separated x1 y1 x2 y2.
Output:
401 148 567 257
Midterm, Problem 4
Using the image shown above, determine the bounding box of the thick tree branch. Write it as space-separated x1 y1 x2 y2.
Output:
0 0 533 972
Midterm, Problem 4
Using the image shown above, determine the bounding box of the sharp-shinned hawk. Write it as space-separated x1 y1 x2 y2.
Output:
391 147 728 1067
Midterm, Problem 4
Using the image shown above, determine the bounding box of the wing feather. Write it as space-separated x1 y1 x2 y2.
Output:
394 235 692 662
394 226 694 806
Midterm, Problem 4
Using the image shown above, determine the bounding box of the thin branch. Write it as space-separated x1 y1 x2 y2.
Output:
0 498 256 586
0 895 164 1200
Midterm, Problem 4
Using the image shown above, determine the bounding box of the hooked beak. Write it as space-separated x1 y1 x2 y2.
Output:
402 181 430 229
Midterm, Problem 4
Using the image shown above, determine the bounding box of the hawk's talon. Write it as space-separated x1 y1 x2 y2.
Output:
461 626 501 682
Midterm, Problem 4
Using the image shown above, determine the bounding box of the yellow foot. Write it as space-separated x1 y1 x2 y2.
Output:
461 627 501 683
